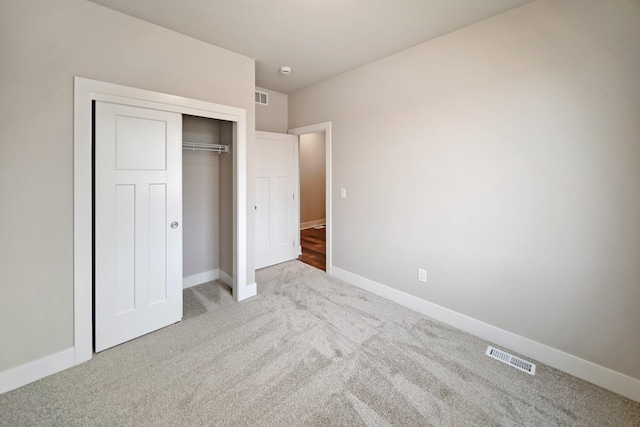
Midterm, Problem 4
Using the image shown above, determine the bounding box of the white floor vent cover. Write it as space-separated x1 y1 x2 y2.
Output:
486 346 536 375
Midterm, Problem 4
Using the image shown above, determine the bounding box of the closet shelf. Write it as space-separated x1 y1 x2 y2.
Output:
182 141 229 153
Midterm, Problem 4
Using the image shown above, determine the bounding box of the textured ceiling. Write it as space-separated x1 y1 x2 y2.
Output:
87 0 533 93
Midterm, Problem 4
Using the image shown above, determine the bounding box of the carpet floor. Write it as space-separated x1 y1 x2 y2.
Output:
1 261 639 426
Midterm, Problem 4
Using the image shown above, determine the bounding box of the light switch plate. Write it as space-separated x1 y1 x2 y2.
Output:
340 188 347 199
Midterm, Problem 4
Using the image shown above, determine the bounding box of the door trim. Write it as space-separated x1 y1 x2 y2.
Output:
288 122 332 276
73 77 250 365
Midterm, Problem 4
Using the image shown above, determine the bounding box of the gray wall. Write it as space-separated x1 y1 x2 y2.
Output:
289 0 640 380
299 132 326 225
0 0 255 372
255 86 288 133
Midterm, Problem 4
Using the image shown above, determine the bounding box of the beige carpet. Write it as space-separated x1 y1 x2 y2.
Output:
1 261 639 426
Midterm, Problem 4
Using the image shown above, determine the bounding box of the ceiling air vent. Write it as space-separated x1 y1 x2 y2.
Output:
255 90 268 106
486 346 536 375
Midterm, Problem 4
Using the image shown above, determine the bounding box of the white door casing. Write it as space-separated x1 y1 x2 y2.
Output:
75 77 250 366
94 101 182 352
255 132 298 269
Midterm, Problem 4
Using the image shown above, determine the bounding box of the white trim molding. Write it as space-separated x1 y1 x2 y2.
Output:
331 266 640 403
73 77 250 369
300 219 326 230
218 269 233 288
0 348 75 395
183 270 220 289
237 282 257 301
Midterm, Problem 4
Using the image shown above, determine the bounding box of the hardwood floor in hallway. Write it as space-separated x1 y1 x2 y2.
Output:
298 227 325 271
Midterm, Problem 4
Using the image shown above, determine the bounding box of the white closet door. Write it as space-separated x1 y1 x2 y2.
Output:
255 132 297 269
95 101 182 352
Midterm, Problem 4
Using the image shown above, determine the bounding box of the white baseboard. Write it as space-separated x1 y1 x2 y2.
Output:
0 348 75 395
331 266 640 403
295 245 302 257
238 282 257 301
218 269 232 287
217 269 252 300
183 269 219 289
300 219 326 230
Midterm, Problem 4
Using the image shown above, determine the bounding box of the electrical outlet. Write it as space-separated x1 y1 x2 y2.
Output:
340 188 347 199
418 268 427 283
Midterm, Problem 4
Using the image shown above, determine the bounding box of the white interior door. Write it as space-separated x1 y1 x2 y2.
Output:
95 101 182 352
255 132 297 269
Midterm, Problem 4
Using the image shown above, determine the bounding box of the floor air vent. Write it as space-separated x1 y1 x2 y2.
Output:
486 346 536 375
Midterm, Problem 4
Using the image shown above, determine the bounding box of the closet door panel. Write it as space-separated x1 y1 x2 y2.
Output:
256 177 271 251
272 176 288 247
114 184 136 315
95 101 182 352
149 183 168 305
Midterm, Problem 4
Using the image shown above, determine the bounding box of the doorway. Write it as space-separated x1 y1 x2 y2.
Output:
74 77 251 365
298 131 326 271
288 122 332 275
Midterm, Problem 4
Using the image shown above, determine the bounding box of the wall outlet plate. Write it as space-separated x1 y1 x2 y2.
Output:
418 268 427 283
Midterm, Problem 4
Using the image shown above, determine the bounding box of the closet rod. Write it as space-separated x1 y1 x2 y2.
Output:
182 141 229 153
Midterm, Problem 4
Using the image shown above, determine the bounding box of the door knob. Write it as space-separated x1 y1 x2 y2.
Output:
170 221 179 229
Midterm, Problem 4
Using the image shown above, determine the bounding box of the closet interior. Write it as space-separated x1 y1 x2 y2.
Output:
182 114 233 289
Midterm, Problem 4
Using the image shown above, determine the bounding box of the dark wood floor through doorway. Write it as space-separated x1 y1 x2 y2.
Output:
299 226 326 271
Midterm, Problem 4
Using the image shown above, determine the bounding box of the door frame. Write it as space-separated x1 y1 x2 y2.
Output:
73 77 251 365
288 122 332 275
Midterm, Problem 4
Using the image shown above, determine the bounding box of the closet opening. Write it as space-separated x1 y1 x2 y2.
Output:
181 115 234 319
75 77 251 363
